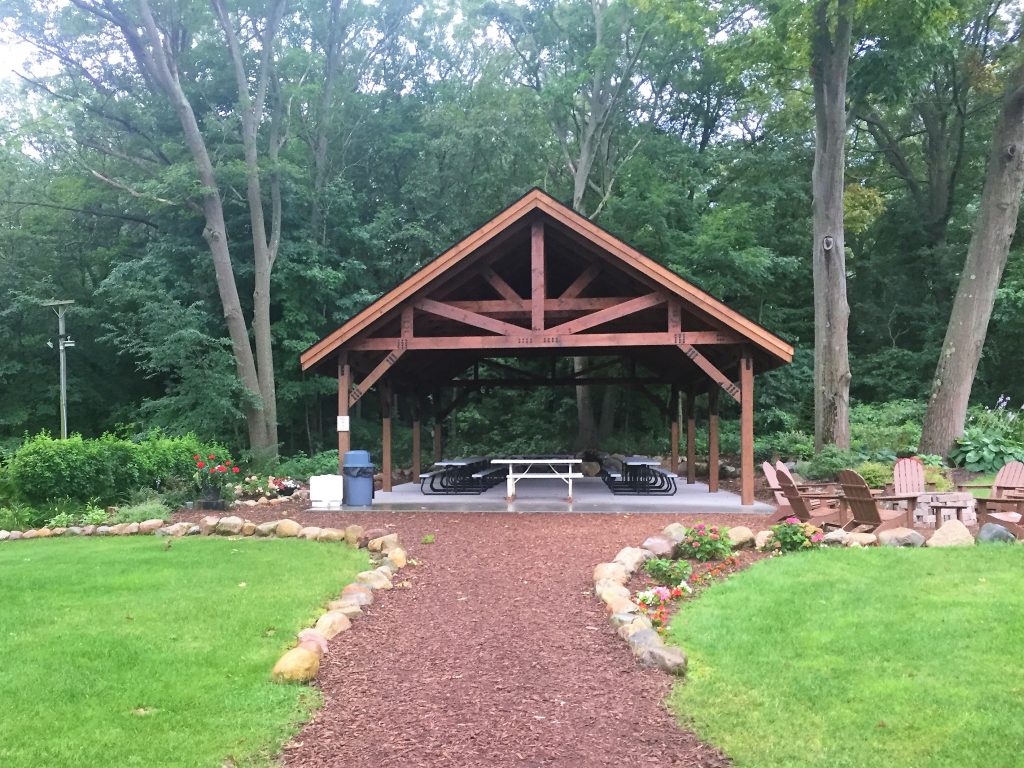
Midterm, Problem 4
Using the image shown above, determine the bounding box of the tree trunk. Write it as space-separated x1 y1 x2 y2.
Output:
920 57 1024 456
811 0 854 451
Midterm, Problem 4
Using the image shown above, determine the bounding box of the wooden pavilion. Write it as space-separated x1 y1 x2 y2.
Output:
301 188 793 505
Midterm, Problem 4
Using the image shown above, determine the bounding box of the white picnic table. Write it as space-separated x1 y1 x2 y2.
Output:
490 457 584 501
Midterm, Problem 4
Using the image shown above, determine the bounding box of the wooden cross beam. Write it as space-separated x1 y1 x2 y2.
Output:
415 298 526 336
349 330 738 351
560 263 601 299
447 297 647 315
544 292 666 336
349 348 405 406
678 343 740 401
482 267 524 303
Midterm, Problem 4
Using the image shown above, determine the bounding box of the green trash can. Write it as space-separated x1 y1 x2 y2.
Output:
342 450 375 506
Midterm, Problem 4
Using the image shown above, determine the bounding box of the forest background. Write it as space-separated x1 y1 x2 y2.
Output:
1 0 1022 473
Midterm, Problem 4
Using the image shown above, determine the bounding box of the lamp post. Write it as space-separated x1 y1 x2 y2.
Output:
42 299 75 439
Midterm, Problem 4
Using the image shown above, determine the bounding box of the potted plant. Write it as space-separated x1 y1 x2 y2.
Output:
271 476 301 497
191 453 240 510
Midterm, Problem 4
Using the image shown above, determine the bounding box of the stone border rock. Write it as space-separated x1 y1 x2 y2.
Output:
0 515 408 686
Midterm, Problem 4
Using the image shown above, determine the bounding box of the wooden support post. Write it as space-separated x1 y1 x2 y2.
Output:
432 390 443 462
531 220 545 331
686 384 697 485
381 381 393 493
708 387 720 494
337 355 351 472
670 385 680 474
411 398 421 482
740 349 754 505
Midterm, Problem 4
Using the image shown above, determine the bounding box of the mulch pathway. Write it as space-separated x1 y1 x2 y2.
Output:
177 505 773 767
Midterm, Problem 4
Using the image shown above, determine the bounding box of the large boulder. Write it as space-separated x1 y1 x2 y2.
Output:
9 531 23 540
616 615 654 640
604 596 639 616
139 519 165 534
727 526 755 549
640 535 676 559
641 645 688 676
978 522 1016 544
356 570 393 590
661 523 688 544
345 524 364 546
580 461 602 477
0 530 11 541
359 528 389 547
341 583 374 606
613 546 651 574
926 520 975 548
36 527 53 538
327 599 363 618
317 528 346 543
241 520 257 536
255 521 279 537
595 580 631 604
314 611 352 640
299 526 323 540
271 648 320 684
754 530 773 549
199 516 220 535
215 516 244 535
878 527 925 547
845 532 877 547
388 547 408 568
368 533 400 553
593 562 629 585
275 519 302 538
627 628 663 657
822 529 848 546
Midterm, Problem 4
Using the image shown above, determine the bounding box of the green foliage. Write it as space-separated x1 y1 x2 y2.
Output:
795 445 860 481
755 430 815 461
949 427 1024 472
854 461 893 489
676 523 732 562
644 557 692 586
275 451 340 481
917 454 945 468
7 432 225 506
113 500 171 524
0 503 38 531
44 500 107 529
924 465 953 492
849 400 924 456
760 520 825 553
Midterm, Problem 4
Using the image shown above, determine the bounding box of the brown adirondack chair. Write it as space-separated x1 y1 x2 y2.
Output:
892 457 970 528
959 461 1024 538
776 472 844 528
765 462 840 522
838 469 916 534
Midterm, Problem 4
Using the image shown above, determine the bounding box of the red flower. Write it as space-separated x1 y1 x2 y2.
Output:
196 461 205 469
193 454 200 460
225 460 232 466
208 454 216 460
209 467 216 473
216 465 226 472
232 466 240 473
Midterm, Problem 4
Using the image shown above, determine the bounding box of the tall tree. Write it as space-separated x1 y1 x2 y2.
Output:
810 0 854 450
11 0 289 459
920 44 1024 454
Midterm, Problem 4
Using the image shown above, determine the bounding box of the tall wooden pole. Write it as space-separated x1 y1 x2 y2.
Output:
740 349 755 505
531 220 545 331
686 383 697 485
411 397 421 482
337 354 351 472
669 384 680 474
708 387 720 494
381 381 393 493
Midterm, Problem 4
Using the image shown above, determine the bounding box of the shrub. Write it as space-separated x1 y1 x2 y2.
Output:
755 430 815 461
676 523 732 561
948 426 1024 472
7 432 227 506
924 465 953 492
760 518 825 552
114 500 171 524
275 451 340 481
849 400 925 455
44 500 108 528
644 558 692 586
795 445 860 481
855 461 893 489
0 503 41 531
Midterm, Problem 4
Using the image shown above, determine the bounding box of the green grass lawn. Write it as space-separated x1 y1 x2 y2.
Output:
0 536 368 767
668 547 1024 768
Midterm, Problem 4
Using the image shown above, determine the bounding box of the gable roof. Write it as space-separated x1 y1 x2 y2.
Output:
300 188 794 372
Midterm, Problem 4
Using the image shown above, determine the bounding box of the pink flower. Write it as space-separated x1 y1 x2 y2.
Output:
785 517 800 524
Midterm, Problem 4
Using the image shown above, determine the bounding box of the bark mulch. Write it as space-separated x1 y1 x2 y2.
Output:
176 506 774 767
